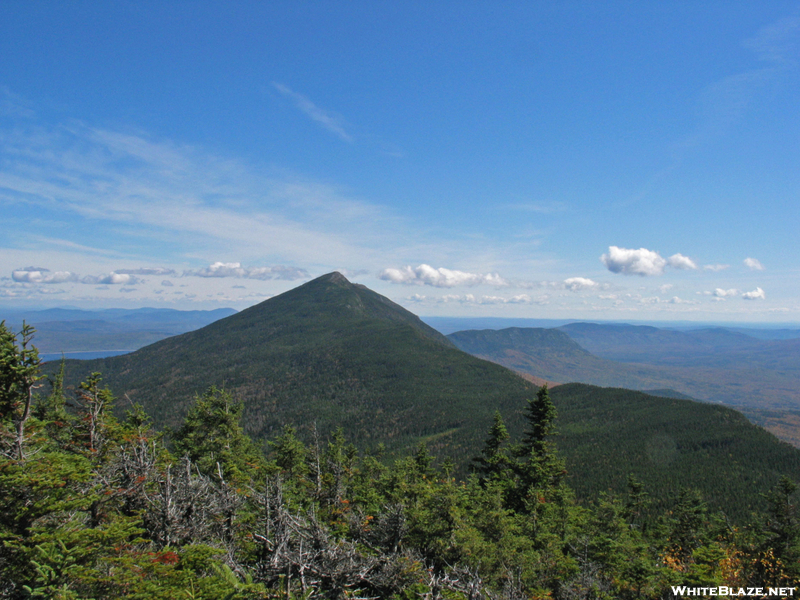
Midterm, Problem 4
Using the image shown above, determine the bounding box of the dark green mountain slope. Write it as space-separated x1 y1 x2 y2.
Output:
550 384 800 520
50 275 800 518
56 273 537 457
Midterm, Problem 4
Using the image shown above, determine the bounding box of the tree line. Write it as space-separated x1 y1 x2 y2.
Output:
2 321 800 599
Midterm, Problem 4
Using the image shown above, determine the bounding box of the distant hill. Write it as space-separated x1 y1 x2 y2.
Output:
448 326 800 446
2 307 237 353
51 273 800 519
447 326 678 389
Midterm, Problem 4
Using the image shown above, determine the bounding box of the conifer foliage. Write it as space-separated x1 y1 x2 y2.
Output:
2 322 800 599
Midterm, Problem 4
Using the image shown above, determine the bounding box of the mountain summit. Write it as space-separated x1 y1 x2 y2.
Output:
62 272 536 456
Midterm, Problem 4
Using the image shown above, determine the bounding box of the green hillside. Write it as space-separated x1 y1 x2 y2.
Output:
550 384 800 521
55 273 538 459
49 273 800 519
448 326 800 448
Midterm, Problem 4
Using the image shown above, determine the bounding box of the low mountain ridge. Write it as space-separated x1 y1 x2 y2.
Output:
3 307 237 353
448 326 800 431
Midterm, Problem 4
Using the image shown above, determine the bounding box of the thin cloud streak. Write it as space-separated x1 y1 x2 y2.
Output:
272 82 354 143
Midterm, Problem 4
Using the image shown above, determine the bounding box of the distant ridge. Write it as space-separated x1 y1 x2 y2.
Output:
448 324 800 447
3 307 237 353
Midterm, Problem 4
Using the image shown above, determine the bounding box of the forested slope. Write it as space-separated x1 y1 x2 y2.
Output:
54 273 538 460
46 275 800 521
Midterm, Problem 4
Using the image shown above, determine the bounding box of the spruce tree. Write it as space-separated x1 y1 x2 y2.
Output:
473 410 512 486
171 386 262 484
512 385 566 510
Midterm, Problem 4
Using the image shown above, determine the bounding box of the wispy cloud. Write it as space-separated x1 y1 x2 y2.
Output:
406 293 548 306
81 273 142 285
685 16 799 149
504 201 568 214
115 267 177 276
272 82 353 143
703 264 730 272
0 119 397 272
0 86 35 119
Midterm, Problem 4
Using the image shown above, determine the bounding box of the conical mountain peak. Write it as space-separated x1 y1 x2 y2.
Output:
320 271 350 285
61 276 535 459
234 271 452 346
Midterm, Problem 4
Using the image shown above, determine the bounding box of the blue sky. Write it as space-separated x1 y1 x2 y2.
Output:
1 2 799 321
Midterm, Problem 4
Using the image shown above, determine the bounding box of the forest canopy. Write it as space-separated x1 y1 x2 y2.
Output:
2 321 800 599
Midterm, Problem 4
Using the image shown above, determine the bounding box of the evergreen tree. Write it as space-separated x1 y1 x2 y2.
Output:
0 321 42 460
473 410 512 486
171 386 262 484
511 385 567 513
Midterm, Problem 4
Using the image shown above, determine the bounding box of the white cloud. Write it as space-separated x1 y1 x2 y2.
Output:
601 247 702 276
667 253 698 270
742 287 766 300
600 246 667 276
703 264 730 272
658 284 673 294
379 264 508 288
11 267 77 284
161 280 174 287
563 277 598 291
272 82 353 143
187 262 309 280
115 267 177 276
744 257 765 271
668 296 699 305
81 272 140 285
714 288 740 297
